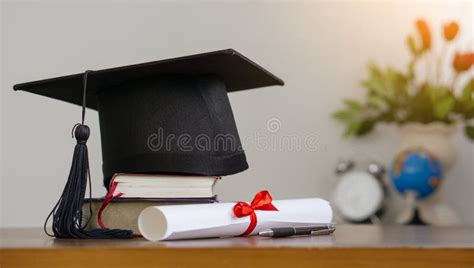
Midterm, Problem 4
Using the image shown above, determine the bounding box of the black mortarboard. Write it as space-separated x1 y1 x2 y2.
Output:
14 49 283 239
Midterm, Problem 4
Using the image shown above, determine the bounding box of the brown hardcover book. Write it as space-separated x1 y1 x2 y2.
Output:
83 197 217 234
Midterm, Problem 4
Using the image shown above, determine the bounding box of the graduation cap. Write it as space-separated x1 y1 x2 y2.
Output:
14 49 284 239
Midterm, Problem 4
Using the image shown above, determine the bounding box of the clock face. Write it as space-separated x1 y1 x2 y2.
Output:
334 171 383 222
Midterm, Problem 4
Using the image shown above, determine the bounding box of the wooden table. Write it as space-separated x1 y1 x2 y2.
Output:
1 225 473 267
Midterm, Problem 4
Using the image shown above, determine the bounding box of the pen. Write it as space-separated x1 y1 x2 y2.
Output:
258 224 336 238
310 227 336 236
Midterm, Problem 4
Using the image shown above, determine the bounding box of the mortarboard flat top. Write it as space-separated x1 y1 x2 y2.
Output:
13 49 284 110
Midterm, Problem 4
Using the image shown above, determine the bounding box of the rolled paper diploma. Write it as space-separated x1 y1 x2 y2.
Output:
138 198 332 241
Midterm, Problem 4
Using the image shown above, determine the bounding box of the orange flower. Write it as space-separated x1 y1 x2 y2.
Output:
443 21 459 41
453 52 474 72
416 19 431 51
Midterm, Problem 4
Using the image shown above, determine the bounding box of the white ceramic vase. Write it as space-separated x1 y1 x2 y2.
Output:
395 122 461 226
397 122 457 170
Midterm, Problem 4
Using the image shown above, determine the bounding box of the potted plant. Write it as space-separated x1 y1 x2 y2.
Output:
332 18 473 225
333 18 473 170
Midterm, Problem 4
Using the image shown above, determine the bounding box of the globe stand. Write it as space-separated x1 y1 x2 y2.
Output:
408 209 427 225
396 191 421 224
417 191 461 226
396 191 461 225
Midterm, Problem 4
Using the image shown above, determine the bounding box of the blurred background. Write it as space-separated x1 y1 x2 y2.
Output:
1 0 473 227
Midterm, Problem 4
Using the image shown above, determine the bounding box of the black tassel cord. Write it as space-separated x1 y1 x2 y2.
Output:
44 71 133 239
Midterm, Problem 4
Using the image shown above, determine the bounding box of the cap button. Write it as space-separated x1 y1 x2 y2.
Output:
74 125 90 142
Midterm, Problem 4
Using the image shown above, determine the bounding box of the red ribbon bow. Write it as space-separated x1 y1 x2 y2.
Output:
233 190 278 236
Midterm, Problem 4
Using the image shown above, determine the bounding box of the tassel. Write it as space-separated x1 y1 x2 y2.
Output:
43 71 133 239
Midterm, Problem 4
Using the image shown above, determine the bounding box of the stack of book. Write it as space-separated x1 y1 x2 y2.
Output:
83 174 218 234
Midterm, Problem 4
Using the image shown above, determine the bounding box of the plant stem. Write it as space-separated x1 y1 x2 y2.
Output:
408 56 418 94
436 43 447 86
425 51 431 84
452 72 459 90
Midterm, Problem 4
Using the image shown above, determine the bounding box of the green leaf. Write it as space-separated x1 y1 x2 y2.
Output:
385 68 397 97
407 61 416 81
465 125 474 140
460 78 474 113
362 64 389 98
332 110 353 121
457 79 474 119
344 99 363 111
356 120 375 136
406 85 434 123
406 35 420 56
428 84 449 100
390 69 409 97
367 63 384 81
361 64 408 104
433 96 454 120
386 69 408 103
367 96 387 110
461 79 473 103
344 121 362 137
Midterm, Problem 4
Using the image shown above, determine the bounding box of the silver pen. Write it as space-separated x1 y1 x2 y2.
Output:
310 227 336 236
258 223 336 238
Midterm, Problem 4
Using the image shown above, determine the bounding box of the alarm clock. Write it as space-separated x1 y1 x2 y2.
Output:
333 160 387 224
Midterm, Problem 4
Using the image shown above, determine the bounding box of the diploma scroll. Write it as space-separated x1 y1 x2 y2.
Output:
138 198 332 241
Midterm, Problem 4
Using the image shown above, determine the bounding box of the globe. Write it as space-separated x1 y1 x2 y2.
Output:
390 148 444 199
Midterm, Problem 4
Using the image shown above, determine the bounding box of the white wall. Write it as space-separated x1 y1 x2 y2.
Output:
2 0 473 227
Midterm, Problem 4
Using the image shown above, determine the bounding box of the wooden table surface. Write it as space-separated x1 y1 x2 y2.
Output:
1 225 473 267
